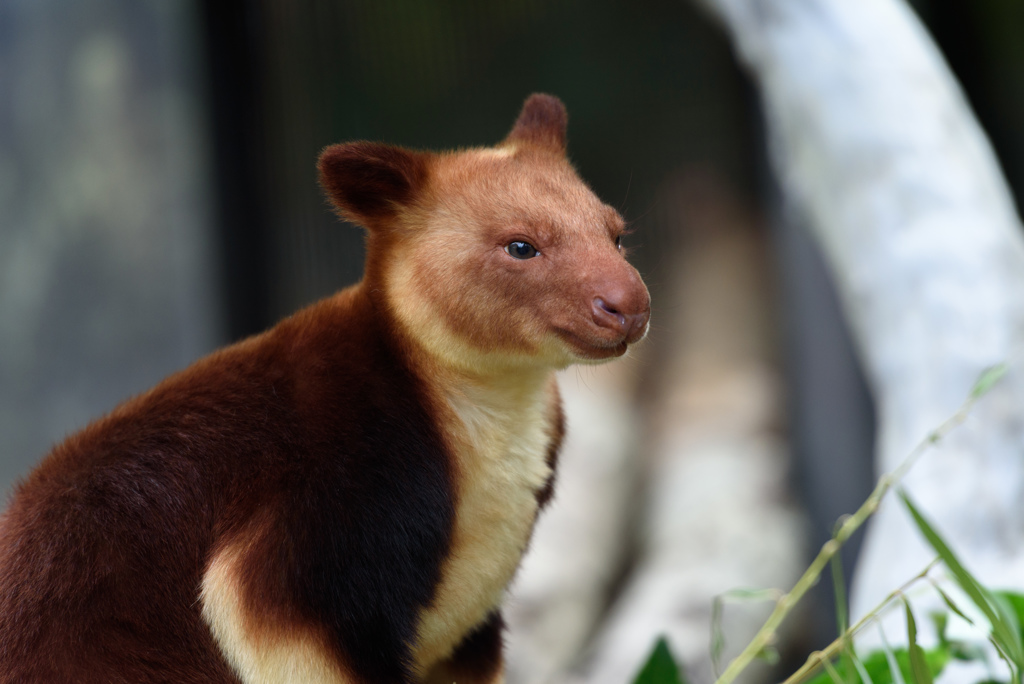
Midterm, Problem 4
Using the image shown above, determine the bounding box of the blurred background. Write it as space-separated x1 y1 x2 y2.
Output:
0 0 1022 681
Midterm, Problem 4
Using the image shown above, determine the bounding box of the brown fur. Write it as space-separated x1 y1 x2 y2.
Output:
0 94 649 683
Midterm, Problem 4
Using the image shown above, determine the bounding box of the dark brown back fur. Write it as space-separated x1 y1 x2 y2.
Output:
0 287 453 683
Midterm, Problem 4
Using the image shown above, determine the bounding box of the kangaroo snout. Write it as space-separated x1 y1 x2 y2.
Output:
591 291 650 342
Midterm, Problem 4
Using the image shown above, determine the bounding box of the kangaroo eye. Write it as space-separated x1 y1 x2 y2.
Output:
615 235 623 250
506 241 539 259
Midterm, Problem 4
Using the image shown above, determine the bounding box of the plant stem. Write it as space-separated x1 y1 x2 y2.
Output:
780 559 941 684
710 397 979 684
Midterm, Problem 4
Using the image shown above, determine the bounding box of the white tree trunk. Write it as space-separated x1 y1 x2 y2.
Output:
696 0 1024 674
566 176 806 684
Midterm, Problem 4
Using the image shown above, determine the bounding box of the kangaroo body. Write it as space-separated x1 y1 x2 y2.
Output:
0 95 649 683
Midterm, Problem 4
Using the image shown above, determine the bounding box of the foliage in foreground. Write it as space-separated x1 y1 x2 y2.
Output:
631 501 1024 684
633 639 687 684
628 364 1021 684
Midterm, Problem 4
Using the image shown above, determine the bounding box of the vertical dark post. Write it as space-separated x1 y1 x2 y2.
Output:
197 0 273 340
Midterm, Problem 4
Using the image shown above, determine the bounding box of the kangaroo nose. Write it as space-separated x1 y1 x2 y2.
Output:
592 297 650 340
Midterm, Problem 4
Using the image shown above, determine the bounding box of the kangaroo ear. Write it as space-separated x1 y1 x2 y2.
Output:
318 142 429 226
504 93 568 154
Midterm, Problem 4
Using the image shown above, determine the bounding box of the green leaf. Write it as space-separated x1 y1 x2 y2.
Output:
710 596 725 676
994 591 1024 640
991 592 1023 648
970 363 1009 399
710 588 780 676
756 645 780 665
805 647 950 684
934 586 975 627
881 629 909 684
718 588 781 601
904 599 934 684
899 490 1024 675
947 640 989 663
850 649 876 684
823 657 846 684
633 637 686 684
931 612 949 647
856 650 895 684
832 551 854 684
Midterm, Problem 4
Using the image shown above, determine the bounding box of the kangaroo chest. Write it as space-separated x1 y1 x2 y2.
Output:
411 381 558 671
